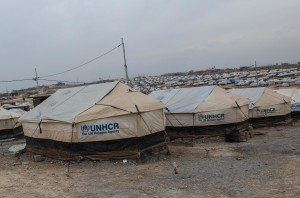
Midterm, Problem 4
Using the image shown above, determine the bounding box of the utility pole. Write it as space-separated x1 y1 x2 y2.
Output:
255 61 258 87
34 68 39 92
6 88 9 99
121 38 130 86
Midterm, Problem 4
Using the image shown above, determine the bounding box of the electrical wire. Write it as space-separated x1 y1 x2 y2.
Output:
0 43 122 85
39 44 122 78
0 79 33 83
39 78 84 84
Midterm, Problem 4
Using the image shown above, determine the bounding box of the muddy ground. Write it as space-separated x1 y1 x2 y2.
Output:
0 124 299 198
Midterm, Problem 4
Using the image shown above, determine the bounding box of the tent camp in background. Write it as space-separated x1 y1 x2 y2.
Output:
229 87 292 127
2 103 30 111
150 86 249 138
274 88 300 119
20 81 167 161
0 108 23 139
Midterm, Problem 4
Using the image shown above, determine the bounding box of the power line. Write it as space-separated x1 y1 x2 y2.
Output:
0 79 33 83
39 78 85 84
0 42 124 87
40 44 122 78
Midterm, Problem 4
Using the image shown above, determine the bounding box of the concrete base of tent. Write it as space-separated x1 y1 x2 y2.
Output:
0 126 23 140
24 131 168 161
165 121 249 139
250 113 292 128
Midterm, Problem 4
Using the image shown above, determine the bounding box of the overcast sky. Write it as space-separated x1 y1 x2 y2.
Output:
1 0 300 92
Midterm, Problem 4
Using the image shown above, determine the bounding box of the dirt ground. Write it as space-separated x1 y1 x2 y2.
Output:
0 124 299 198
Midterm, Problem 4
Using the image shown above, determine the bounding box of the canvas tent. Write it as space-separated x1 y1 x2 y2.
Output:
274 88 300 118
0 107 23 139
20 81 167 160
150 86 249 137
9 108 27 116
229 87 291 127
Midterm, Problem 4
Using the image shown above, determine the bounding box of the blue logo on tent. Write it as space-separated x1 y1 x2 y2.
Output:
80 123 120 136
81 125 90 132
292 104 300 111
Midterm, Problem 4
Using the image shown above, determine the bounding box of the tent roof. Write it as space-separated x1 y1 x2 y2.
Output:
150 86 248 113
0 107 21 119
21 81 163 123
274 88 300 104
229 87 265 103
150 86 214 113
9 108 27 115
229 87 290 106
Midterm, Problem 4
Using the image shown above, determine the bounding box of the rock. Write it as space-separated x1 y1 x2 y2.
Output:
8 143 26 156
77 156 84 163
33 154 45 162
173 162 178 174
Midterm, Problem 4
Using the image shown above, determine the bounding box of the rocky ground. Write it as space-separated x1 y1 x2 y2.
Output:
0 124 299 198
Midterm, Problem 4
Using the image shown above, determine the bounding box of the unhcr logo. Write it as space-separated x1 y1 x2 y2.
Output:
80 123 120 136
81 125 90 132
256 108 276 114
198 113 225 121
292 104 300 111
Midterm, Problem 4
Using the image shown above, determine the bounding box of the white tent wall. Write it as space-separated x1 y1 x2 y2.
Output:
165 113 194 127
194 105 248 126
0 118 21 130
76 114 138 142
165 105 248 127
22 121 73 142
250 103 291 118
76 110 165 142
23 109 165 143
274 88 300 112
138 109 166 137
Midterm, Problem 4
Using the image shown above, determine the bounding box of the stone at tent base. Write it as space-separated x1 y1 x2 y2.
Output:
32 154 45 162
8 143 26 156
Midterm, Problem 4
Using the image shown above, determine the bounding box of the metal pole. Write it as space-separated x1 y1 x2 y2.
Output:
255 61 258 87
121 38 130 85
6 88 9 99
35 68 39 91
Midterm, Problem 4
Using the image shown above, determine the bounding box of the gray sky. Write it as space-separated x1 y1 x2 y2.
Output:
1 0 300 92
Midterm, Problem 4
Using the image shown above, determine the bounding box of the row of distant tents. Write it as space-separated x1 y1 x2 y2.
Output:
0 82 299 160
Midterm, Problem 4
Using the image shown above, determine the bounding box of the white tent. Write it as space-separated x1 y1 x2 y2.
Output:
20 81 166 160
9 108 27 115
150 86 249 137
229 87 291 127
274 88 300 118
0 108 23 139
